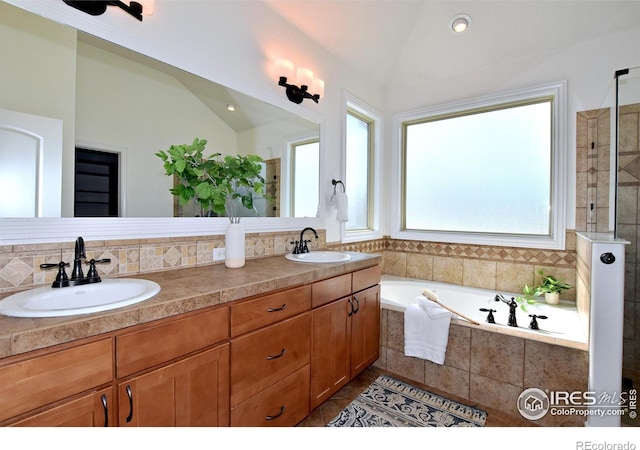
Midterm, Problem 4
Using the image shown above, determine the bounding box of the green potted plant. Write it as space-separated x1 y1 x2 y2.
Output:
156 138 270 268
533 269 572 305
155 138 268 219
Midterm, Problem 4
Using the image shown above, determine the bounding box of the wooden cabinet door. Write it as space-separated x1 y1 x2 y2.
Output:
10 387 114 427
118 343 229 427
350 285 380 376
310 296 351 411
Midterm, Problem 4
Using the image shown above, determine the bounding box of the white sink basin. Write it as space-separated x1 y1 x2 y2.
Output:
285 251 351 263
0 278 161 318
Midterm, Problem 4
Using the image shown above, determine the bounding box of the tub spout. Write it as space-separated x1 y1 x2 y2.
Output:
495 294 518 327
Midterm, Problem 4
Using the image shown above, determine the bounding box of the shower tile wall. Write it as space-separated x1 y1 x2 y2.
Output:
576 108 611 233
575 102 640 395
617 103 640 384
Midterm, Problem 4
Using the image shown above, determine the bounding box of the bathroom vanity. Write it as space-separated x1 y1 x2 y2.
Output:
0 252 380 427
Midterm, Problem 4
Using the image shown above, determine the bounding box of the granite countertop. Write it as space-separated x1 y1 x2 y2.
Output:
0 252 380 360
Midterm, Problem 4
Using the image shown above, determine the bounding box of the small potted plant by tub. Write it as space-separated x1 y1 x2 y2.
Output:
534 270 572 305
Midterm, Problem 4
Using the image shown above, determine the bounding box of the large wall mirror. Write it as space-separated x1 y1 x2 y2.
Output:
0 1 320 228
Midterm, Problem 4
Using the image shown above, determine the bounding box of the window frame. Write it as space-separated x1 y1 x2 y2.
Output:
391 81 567 250
342 92 382 243
289 137 320 218
280 131 320 218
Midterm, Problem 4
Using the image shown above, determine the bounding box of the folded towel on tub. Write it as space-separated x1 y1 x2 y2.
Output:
404 295 451 365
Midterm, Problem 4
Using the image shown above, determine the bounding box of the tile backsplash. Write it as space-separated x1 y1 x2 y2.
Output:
0 230 326 294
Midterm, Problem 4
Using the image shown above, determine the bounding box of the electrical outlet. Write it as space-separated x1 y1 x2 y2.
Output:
213 247 225 261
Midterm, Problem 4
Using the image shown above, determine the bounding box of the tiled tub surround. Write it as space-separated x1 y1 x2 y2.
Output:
374 308 589 427
342 234 587 426
0 251 377 359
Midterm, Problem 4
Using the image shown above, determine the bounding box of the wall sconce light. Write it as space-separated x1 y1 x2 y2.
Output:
275 59 324 104
62 0 153 21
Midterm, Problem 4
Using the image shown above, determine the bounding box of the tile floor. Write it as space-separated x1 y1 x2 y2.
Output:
298 366 536 427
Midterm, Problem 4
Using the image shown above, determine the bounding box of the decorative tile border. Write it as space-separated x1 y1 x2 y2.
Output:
0 230 326 294
335 233 576 268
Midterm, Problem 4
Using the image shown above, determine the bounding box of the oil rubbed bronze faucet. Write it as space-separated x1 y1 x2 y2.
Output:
495 293 518 327
291 227 319 254
39 237 111 288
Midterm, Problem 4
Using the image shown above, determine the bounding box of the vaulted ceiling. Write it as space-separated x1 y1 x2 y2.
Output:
263 1 640 90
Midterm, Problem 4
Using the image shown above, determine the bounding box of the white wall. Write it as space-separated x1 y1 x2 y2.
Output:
76 41 238 217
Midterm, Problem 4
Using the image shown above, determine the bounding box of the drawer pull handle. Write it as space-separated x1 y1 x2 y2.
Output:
353 295 360 314
265 406 285 421
267 304 287 312
266 348 286 360
101 393 108 427
126 384 134 423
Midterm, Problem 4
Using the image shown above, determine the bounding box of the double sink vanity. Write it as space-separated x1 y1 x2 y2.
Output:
0 250 381 427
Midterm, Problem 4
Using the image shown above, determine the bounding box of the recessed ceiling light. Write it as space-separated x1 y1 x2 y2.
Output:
226 103 236 112
449 13 471 34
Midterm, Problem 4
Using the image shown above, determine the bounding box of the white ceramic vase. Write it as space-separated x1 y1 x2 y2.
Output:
544 292 560 305
225 220 245 268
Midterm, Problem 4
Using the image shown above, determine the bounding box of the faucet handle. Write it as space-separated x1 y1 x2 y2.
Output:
479 308 496 323
290 241 300 254
86 258 111 283
528 314 548 330
40 261 70 288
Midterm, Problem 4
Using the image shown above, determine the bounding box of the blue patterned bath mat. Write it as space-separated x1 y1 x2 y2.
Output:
327 375 487 427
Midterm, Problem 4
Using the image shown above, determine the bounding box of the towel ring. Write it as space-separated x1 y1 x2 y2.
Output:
332 179 345 194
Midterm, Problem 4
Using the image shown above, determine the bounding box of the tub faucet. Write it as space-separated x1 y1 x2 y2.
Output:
495 293 518 327
292 227 318 254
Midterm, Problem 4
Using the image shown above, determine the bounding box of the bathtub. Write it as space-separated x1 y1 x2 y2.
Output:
380 274 587 347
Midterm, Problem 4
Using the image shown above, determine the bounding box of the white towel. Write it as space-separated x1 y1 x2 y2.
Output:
330 191 349 222
404 296 451 364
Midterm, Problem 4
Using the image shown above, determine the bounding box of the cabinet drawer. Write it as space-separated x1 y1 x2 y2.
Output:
0 339 113 423
116 306 229 378
10 387 114 427
230 285 311 337
312 273 351 308
231 365 310 427
230 312 310 406
352 265 381 293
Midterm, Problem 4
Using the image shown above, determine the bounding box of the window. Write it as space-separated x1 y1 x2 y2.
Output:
393 82 566 249
291 139 319 217
343 94 382 242
346 110 373 231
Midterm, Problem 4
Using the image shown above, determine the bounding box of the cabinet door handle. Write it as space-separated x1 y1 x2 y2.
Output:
101 393 108 427
353 295 360 314
347 298 354 316
125 384 134 423
266 348 286 360
265 406 285 421
267 303 287 312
